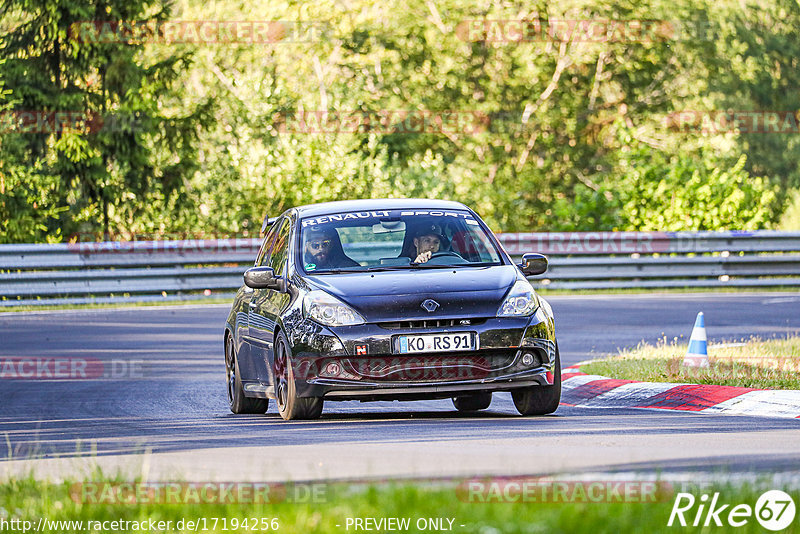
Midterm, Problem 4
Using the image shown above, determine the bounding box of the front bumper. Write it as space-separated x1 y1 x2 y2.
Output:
288 308 557 401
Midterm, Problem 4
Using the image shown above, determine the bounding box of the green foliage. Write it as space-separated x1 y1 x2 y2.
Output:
0 0 211 243
614 153 778 232
1 475 795 534
707 0 800 193
581 335 800 389
1 0 799 242
555 129 780 231
778 189 800 230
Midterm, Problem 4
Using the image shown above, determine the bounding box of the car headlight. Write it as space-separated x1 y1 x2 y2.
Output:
303 290 365 326
497 280 540 317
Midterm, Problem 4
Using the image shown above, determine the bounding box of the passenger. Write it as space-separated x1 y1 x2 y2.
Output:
303 226 359 270
413 224 447 264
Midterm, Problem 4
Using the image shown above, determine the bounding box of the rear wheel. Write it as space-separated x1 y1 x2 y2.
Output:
274 331 323 421
511 344 562 416
225 333 268 414
452 392 492 412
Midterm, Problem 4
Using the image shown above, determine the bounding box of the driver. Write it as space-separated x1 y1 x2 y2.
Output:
304 227 337 269
413 224 446 264
303 226 359 270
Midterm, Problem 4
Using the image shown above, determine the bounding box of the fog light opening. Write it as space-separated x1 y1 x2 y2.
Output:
521 351 544 368
324 362 342 377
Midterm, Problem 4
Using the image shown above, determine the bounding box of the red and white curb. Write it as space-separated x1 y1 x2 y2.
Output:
560 365 800 419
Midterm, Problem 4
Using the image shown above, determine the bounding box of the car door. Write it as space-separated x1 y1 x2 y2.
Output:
247 217 292 389
239 222 280 385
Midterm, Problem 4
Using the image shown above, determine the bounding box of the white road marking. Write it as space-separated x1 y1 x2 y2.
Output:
702 390 800 419
575 381 677 408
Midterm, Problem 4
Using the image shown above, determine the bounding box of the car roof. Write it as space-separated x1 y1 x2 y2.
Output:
291 198 470 218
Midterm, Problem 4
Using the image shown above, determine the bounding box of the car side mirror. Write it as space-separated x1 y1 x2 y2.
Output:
520 253 548 276
243 266 285 290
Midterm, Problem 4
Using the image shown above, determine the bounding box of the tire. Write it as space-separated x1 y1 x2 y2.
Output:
511 343 562 416
225 332 268 414
274 331 323 421
452 392 492 412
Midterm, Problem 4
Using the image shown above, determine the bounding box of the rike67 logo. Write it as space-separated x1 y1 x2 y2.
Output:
668 490 796 531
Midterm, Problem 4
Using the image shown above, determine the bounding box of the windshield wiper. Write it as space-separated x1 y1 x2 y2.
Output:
311 265 412 274
363 266 416 272
314 266 417 273
310 267 363 274
312 263 495 274
410 262 495 269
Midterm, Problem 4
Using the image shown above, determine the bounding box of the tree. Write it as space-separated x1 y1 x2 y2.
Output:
0 0 211 243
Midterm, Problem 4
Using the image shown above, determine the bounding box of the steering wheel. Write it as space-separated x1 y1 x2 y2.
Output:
422 251 467 265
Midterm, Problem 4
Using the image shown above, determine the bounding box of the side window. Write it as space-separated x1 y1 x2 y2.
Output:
255 222 280 267
268 219 291 276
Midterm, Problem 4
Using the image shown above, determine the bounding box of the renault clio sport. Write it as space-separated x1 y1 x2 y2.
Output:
224 199 560 420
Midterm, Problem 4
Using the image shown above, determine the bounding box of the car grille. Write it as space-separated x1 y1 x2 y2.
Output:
377 318 488 329
337 350 517 383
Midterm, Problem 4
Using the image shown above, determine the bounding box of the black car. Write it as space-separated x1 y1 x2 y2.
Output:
224 199 560 420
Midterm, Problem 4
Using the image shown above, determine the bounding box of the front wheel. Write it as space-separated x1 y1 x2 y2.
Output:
274 331 323 421
511 344 561 416
225 333 268 414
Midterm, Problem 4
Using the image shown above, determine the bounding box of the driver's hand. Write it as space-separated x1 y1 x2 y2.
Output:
414 251 432 263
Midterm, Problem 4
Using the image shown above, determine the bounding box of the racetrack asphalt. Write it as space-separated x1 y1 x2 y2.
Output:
1 292 799 482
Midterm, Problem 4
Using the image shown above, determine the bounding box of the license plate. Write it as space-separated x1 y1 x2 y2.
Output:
395 332 475 354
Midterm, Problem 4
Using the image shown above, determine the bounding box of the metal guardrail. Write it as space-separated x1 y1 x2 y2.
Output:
1 231 799 306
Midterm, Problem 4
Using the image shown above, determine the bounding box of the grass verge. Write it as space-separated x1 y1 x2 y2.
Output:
1 476 797 533
580 336 800 389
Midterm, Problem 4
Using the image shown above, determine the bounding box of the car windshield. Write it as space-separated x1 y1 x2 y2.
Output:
298 209 503 273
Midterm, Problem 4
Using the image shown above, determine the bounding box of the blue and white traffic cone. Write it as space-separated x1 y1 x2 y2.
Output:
683 312 709 368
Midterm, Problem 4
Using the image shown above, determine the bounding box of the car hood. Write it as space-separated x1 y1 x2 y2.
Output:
306 265 520 322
